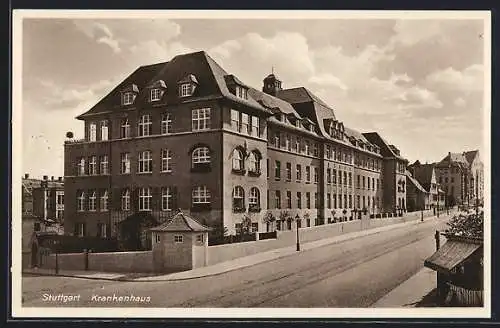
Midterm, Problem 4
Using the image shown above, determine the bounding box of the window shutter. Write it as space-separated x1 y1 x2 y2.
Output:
172 186 178 209
112 188 121 211
152 187 160 211
132 188 139 211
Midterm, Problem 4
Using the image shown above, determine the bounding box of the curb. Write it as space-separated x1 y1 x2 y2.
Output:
23 215 443 282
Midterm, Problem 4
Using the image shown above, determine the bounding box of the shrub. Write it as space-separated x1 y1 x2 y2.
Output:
445 211 483 239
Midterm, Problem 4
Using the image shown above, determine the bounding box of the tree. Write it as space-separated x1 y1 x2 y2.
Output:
445 211 483 239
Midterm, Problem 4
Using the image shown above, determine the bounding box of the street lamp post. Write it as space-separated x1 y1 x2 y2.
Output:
295 214 301 252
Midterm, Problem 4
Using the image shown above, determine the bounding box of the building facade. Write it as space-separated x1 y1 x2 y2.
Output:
64 51 408 241
434 151 483 207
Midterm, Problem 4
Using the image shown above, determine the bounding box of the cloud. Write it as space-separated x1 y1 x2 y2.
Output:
128 40 195 66
308 73 348 91
454 97 466 107
426 64 484 92
209 40 242 59
73 20 122 53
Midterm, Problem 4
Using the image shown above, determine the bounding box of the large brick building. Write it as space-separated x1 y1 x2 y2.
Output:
64 51 408 242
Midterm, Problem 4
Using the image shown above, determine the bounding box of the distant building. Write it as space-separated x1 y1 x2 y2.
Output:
63 50 408 245
407 161 444 211
434 151 483 206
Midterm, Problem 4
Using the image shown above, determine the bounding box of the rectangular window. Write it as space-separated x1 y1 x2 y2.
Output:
151 88 162 101
77 191 85 212
286 191 292 209
349 173 352 187
306 166 311 183
338 194 343 209
100 121 108 141
77 157 86 176
344 171 347 186
231 109 240 132
275 161 281 180
314 167 319 184
120 118 131 138
305 141 310 155
327 168 331 184
333 193 337 209
88 190 97 211
327 193 331 208
162 187 172 211
338 170 342 185
139 187 152 211
251 116 259 137
297 192 302 209
306 192 311 209
296 164 302 181
120 153 130 174
313 143 319 157
192 108 211 131
372 177 375 190
161 149 172 172
326 145 331 159
285 135 291 151
275 191 281 209
89 122 97 142
99 190 108 212
179 83 192 97
296 138 301 153
56 192 64 206
286 162 292 182
138 151 153 173
174 235 184 243
357 195 361 209
368 177 371 190
344 194 348 208
122 189 130 211
274 132 281 148
88 156 97 175
241 113 250 135
314 192 318 208
99 155 109 175
196 234 204 243
138 114 152 137
349 195 352 208
332 169 337 184
75 223 85 237
161 113 172 135
363 176 366 189
122 92 134 105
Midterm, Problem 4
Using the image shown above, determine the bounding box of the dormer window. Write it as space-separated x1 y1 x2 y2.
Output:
178 74 198 98
122 92 135 105
309 125 315 133
150 88 162 102
236 85 248 100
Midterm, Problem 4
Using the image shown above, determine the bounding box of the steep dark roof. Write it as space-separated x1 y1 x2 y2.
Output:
77 51 270 120
464 150 479 166
409 163 436 192
150 211 211 232
363 132 407 161
247 88 300 118
436 152 469 168
406 171 427 193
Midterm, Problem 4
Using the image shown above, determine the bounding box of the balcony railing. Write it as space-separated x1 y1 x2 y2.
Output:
64 138 86 144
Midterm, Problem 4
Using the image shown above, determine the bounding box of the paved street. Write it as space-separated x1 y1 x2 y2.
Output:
22 217 448 308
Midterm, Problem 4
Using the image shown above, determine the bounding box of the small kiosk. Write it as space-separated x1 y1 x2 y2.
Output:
151 211 212 273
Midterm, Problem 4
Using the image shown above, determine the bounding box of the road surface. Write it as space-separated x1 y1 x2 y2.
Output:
22 217 448 308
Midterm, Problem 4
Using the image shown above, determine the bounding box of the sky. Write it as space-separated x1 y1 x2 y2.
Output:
19 13 488 179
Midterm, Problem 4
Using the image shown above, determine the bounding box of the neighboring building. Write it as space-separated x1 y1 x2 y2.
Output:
407 161 441 210
63 50 408 243
405 169 429 212
434 150 483 206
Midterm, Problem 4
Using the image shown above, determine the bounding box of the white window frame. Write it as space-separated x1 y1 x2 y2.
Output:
174 235 184 243
192 147 210 166
88 122 97 142
99 223 107 238
232 149 244 171
231 109 240 132
100 190 108 212
120 118 130 138
89 190 97 211
192 108 211 131
248 152 260 173
179 83 192 97
233 186 245 208
100 155 109 175
192 186 210 204
121 189 130 211
138 114 152 137
196 234 204 243
161 113 172 135
161 149 172 172
150 88 162 102
241 113 249 135
139 187 152 211
78 157 86 176
122 92 134 105
76 223 85 237
120 153 130 174
138 150 153 173
89 156 97 175
101 120 109 141
161 187 172 211
249 187 260 206
77 191 85 212
251 116 259 137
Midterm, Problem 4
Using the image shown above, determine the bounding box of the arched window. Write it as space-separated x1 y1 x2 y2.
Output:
249 187 260 211
192 186 211 204
192 147 210 166
77 191 85 212
232 148 244 171
233 186 245 211
247 151 261 174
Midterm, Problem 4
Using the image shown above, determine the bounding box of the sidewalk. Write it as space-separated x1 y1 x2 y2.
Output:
371 267 436 307
23 214 446 282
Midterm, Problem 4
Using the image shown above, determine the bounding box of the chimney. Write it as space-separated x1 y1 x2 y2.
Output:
51 176 54 181
24 173 29 179
58 177 62 182
43 175 48 180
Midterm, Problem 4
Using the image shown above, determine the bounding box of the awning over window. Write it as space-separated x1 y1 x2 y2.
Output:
424 240 481 274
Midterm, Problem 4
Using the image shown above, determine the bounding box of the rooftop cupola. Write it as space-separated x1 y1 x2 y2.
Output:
262 71 282 96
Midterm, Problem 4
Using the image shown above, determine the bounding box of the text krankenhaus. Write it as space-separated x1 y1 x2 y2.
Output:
91 294 151 303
